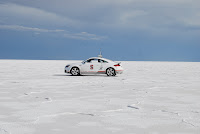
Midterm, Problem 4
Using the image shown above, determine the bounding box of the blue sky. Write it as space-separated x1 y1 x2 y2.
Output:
0 0 200 61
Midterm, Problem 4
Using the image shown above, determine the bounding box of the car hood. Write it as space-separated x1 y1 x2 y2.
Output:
67 62 82 67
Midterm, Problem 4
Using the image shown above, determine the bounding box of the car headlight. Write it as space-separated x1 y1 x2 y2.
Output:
65 65 70 68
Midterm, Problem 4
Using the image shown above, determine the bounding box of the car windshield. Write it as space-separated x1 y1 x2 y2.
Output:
82 60 86 64
82 59 94 64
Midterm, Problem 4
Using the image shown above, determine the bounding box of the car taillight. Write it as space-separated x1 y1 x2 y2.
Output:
114 64 120 66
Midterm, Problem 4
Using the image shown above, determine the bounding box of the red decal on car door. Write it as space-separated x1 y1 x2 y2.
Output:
90 65 93 70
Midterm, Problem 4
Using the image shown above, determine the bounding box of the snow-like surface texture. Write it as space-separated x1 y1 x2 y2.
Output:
0 60 200 134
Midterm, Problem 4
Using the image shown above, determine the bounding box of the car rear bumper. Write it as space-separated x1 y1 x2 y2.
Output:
116 70 123 74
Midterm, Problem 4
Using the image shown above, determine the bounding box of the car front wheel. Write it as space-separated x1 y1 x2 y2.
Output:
70 67 80 76
106 67 116 76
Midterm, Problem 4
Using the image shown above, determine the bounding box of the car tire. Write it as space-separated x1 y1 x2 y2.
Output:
106 67 116 76
70 67 80 76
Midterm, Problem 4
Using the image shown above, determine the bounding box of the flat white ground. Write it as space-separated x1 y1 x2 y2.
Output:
0 60 200 134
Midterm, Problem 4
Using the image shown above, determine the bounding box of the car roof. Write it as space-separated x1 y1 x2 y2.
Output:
87 57 114 62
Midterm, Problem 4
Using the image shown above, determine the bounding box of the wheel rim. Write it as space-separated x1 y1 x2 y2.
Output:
107 68 115 76
71 68 79 75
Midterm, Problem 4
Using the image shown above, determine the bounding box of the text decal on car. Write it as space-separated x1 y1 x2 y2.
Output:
90 65 93 70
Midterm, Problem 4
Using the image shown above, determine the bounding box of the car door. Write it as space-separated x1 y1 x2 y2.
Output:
98 59 108 71
81 59 101 73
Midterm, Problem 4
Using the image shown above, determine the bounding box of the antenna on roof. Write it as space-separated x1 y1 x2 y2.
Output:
98 49 103 58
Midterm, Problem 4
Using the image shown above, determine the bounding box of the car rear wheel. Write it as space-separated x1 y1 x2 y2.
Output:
70 67 80 76
106 67 116 76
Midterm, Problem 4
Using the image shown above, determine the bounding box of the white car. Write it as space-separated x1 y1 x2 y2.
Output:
65 57 123 76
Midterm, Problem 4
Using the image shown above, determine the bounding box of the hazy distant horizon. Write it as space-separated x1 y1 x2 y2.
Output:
0 58 199 62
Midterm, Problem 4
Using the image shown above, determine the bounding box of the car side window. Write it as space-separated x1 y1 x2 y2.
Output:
86 59 99 63
91 59 98 63
86 59 108 63
99 59 108 63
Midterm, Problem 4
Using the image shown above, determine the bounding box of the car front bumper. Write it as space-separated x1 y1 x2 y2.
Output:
65 67 71 73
